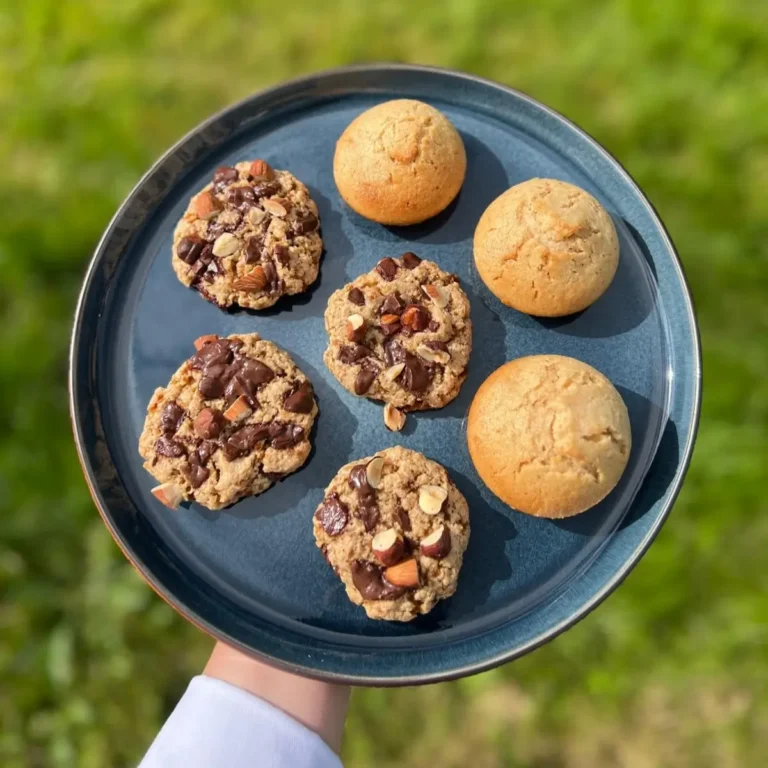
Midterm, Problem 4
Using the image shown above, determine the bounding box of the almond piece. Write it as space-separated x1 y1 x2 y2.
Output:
247 206 267 226
233 265 268 292
372 528 405 567
223 395 253 423
193 190 222 220
382 362 406 382
262 198 290 218
380 313 401 326
151 483 184 510
418 485 448 516
212 232 240 257
383 403 406 432
421 283 449 308
248 159 274 181
366 456 385 489
346 313 366 342
384 558 419 588
420 525 451 559
416 343 451 364
194 334 219 351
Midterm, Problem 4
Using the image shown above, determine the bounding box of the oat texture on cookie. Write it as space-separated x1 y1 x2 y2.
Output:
313 446 470 622
467 355 631 518
172 160 323 310
323 252 472 411
138 333 317 510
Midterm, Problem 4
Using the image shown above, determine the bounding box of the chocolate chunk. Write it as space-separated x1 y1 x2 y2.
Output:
239 358 275 388
177 237 205 265
264 471 285 483
401 303 430 331
354 366 377 395
197 440 217 464
315 493 349 536
262 261 282 294
380 318 401 337
274 244 290 265
383 339 407 367
376 257 399 281
155 436 185 458
379 293 403 316
269 422 304 449
399 352 433 393
350 561 405 600
186 461 210 488
252 181 280 199
425 340 449 352
201 257 223 283
293 214 319 235
213 166 239 188
396 506 412 532
194 408 224 439
199 374 226 399
348 287 365 306
160 401 184 434
222 424 271 460
283 381 314 414
338 344 371 364
244 236 264 265
228 185 257 209
191 338 234 370
206 211 243 238
348 465 379 532
427 320 440 332
401 251 421 269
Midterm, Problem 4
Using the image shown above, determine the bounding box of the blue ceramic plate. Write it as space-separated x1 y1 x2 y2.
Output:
69 64 701 684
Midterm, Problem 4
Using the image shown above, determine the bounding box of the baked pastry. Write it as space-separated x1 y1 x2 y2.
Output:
314 446 470 622
467 355 631 518
473 179 619 316
323 252 472 411
172 160 322 309
139 333 317 510
333 99 466 225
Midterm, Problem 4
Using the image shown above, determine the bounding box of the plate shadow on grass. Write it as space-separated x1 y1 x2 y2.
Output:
207 353 356 522
343 134 510 247
411 467 517 630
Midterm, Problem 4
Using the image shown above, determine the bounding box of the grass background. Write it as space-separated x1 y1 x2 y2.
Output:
1 0 767 765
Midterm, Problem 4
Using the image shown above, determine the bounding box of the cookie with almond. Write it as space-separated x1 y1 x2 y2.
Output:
172 160 322 309
314 446 470 622
139 333 317 510
323 253 472 411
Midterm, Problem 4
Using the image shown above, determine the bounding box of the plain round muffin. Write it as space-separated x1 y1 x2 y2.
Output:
333 99 467 225
467 355 631 518
473 179 619 316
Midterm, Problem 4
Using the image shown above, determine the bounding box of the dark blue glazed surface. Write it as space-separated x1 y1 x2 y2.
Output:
69 65 701 684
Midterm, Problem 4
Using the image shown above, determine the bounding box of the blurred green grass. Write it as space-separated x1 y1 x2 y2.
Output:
1 0 767 765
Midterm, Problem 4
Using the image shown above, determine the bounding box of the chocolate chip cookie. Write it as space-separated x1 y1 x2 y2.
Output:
314 446 470 622
172 160 322 309
323 253 472 411
139 333 317 510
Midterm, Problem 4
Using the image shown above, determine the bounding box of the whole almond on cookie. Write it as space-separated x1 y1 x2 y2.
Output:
248 159 274 181
193 191 222 220
233 266 268 292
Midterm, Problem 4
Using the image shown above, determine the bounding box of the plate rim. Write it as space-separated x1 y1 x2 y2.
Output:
68 62 702 685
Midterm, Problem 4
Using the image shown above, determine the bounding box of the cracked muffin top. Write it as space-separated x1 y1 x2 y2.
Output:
467 355 631 518
333 99 466 226
473 178 619 317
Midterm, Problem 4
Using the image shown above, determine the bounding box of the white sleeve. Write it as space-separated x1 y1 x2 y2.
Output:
139 675 343 768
